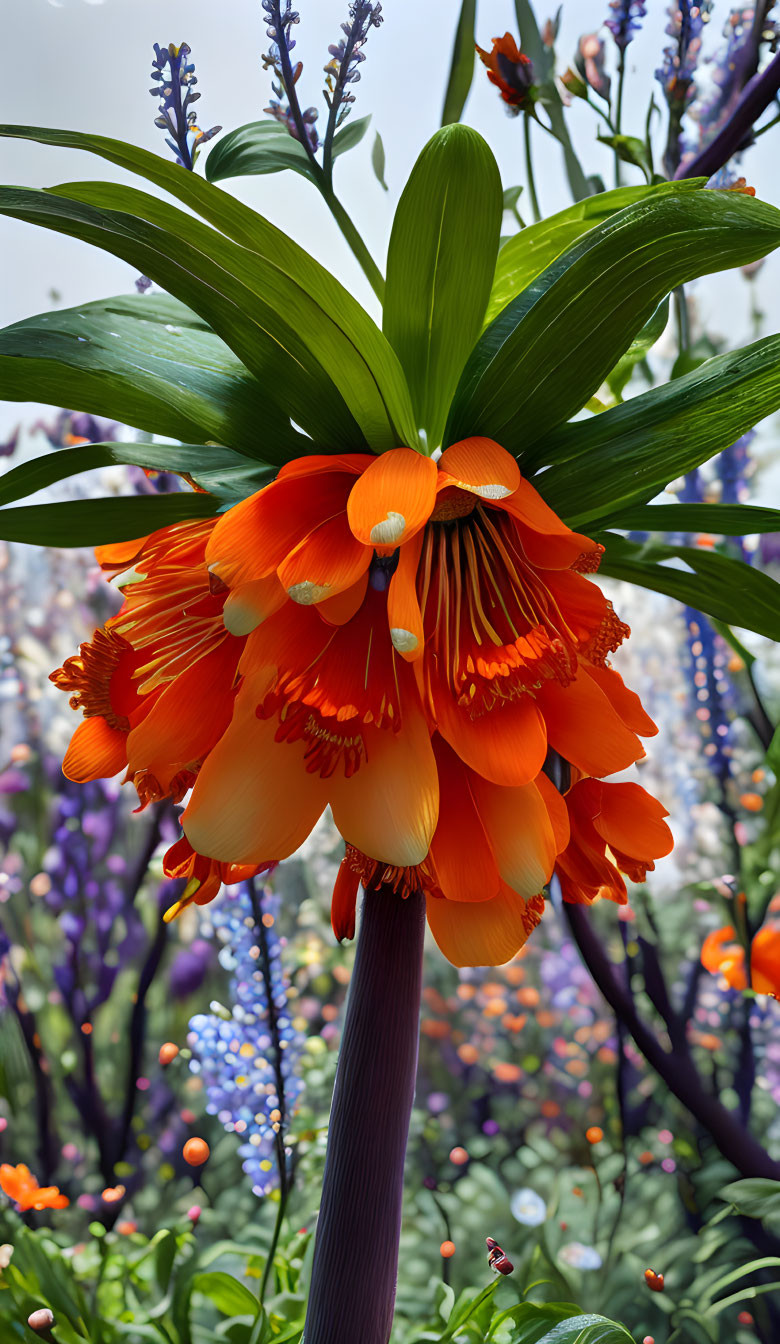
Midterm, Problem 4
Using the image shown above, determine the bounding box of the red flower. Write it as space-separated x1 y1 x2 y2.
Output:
476 34 535 112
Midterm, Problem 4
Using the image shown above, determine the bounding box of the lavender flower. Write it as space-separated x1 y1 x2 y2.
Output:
323 2 383 130
261 2 320 151
150 43 221 171
656 3 712 110
605 0 647 52
188 883 304 1196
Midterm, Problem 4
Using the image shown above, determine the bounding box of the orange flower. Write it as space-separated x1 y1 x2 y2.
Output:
476 34 535 112
0 1163 69 1212
701 922 780 996
53 438 671 962
555 779 673 906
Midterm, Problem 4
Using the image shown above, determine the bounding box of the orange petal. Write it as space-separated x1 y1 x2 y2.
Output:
206 472 353 588
387 532 425 660
701 925 739 974
426 885 545 967
318 571 369 626
183 674 329 864
501 480 601 569
277 453 373 481
535 771 571 853
347 448 438 550
94 535 151 571
751 924 780 996
471 774 557 897
277 512 371 605
331 858 360 941
438 437 520 500
591 782 672 861
63 717 128 781
584 663 658 736
429 740 500 902
537 671 644 776
434 687 547 787
223 575 287 636
125 637 241 781
329 703 438 868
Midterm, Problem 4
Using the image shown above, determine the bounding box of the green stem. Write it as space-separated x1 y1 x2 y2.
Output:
258 1187 288 1309
321 187 385 303
674 285 690 354
523 115 541 223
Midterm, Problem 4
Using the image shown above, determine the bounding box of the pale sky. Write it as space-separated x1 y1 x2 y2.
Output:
1 0 779 453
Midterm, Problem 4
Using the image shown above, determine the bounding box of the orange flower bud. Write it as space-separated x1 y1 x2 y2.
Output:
644 1268 664 1292
159 1042 179 1066
183 1137 210 1167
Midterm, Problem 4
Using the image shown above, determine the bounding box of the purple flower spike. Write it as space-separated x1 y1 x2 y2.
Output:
150 42 221 170
605 0 647 52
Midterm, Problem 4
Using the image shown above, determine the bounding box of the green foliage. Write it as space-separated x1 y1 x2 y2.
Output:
441 0 478 127
383 124 503 448
0 493 219 546
204 116 371 185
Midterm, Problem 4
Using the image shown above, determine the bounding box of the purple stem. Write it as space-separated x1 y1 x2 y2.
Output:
303 884 425 1344
565 904 780 1181
676 49 780 181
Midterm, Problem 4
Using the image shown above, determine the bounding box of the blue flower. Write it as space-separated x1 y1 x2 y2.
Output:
150 42 221 171
604 1 647 52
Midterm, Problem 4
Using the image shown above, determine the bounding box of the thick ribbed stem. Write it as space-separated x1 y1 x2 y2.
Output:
303 884 425 1344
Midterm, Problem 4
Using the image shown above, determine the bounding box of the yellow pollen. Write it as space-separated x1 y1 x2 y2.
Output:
369 511 406 545
287 581 332 604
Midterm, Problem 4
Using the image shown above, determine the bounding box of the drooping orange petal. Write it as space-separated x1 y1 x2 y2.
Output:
591 781 672 861
701 925 747 988
434 687 547 787
277 512 371 605
94 535 151 571
346 447 438 550
317 571 369 626
63 717 128 782
426 885 545 967
126 637 241 781
584 663 658 736
500 481 602 570
535 771 571 853
183 673 329 864
206 472 353 588
277 453 373 481
428 739 500 902
471 774 557 897
437 437 520 500
751 924 780 996
387 531 425 660
222 575 287 636
331 858 360 941
329 701 438 868
537 671 644 776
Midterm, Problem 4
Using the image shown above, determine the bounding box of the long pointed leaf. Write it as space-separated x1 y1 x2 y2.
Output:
535 335 780 526
383 125 502 447
597 533 780 641
441 0 478 126
606 502 780 535
0 493 220 546
0 293 307 462
447 186 780 456
0 124 416 446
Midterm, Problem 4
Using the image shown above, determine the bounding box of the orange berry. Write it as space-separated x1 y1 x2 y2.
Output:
449 1146 469 1166
117 1220 137 1235
737 1311 754 1325
183 1137 210 1167
440 1240 456 1258
644 1268 664 1292
740 792 763 812
642 1338 655 1344
159 1042 179 1066
586 1126 604 1144
101 1184 126 1203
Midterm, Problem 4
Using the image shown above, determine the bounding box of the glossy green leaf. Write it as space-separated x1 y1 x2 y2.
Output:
606 296 669 401
598 132 653 179
0 492 220 546
607 502 780 536
0 124 417 446
383 124 502 447
719 1179 780 1220
496 1302 633 1343
448 185 780 456
536 336 780 526
486 182 696 325
596 533 780 641
441 0 477 126
191 1271 262 1319
0 293 306 462
0 442 272 509
204 116 370 184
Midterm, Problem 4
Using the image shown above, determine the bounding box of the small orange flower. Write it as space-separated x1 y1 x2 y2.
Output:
53 438 671 965
0 1164 69 1212
701 922 780 996
644 1268 665 1292
476 34 535 112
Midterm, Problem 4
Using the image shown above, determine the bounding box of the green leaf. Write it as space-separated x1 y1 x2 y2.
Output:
607 502 780 536
441 0 478 126
596 532 780 641
512 1 590 201
204 116 370 184
0 442 272 509
0 492 220 546
0 293 305 463
494 1302 633 1344
383 124 502 447
486 182 698 325
598 133 653 179
0 124 417 447
447 185 780 456
719 1179 780 1220
606 296 669 401
371 131 388 191
534 336 780 526
191 1271 262 1319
